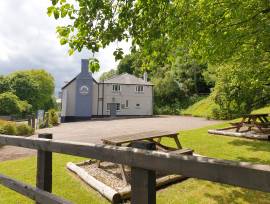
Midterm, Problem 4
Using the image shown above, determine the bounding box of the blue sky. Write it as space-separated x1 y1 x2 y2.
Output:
0 0 130 95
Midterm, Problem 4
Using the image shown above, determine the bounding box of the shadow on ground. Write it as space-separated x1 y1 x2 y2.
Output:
204 183 270 204
228 139 270 164
228 139 270 153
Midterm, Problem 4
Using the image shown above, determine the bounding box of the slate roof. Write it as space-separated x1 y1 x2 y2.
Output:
102 73 153 85
62 73 152 90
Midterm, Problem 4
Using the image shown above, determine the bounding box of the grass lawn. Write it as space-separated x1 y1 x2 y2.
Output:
252 105 270 114
1 122 270 203
182 97 217 119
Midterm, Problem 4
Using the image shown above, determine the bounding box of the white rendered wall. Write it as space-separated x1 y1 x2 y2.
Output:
100 84 153 116
61 80 76 117
92 81 99 116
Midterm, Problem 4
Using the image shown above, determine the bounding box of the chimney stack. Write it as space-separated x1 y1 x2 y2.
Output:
81 59 89 74
143 72 148 82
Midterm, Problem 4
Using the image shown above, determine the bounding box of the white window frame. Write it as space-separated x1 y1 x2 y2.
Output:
135 85 144 93
125 100 129 108
106 103 121 111
116 103 120 111
112 84 121 92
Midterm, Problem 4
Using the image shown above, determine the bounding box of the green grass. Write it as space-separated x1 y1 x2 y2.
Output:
0 122 270 203
0 155 108 204
182 97 218 118
183 97 270 120
252 105 270 114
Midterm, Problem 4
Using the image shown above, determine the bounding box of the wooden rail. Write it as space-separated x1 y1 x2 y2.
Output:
0 133 270 204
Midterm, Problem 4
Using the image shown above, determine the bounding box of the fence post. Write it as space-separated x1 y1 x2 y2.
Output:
31 116 36 129
45 112 49 128
36 133 52 204
131 141 156 204
28 116 31 127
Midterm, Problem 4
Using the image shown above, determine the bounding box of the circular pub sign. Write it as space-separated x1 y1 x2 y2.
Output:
79 85 89 95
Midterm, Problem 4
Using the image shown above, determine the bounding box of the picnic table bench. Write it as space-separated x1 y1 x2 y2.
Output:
222 113 270 133
100 130 192 183
102 130 182 151
235 114 269 133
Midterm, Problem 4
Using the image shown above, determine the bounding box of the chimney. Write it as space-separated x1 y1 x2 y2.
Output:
81 59 89 74
143 72 148 82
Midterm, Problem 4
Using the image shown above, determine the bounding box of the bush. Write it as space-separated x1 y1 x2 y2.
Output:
48 109 59 126
39 109 59 129
0 120 34 136
0 92 31 115
16 124 34 136
0 121 17 135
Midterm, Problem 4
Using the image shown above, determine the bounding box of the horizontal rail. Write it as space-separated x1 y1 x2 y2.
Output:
0 173 71 204
0 135 270 192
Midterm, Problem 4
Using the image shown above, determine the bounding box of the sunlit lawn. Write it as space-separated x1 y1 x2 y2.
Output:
0 122 270 203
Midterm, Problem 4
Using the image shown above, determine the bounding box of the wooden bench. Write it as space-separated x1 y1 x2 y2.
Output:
170 148 193 155
100 130 184 183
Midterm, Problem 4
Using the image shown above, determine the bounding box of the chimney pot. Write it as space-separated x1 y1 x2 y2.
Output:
143 72 148 82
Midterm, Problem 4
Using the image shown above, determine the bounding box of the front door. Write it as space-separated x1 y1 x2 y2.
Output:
109 103 117 117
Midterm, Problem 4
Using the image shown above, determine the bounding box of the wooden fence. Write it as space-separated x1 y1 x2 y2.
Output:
0 133 270 204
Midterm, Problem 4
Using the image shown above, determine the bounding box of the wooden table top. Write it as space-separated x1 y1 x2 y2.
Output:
242 113 269 117
102 130 178 145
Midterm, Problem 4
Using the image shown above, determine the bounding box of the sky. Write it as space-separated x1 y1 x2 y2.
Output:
0 0 130 95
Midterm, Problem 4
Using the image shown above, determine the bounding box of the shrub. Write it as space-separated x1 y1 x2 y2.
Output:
39 109 59 129
0 92 31 115
0 122 16 135
48 109 59 126
16 124 34 136
0 120 34 136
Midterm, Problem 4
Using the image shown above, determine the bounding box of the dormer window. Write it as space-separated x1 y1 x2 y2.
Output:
112 84 121 92
135 85 144 93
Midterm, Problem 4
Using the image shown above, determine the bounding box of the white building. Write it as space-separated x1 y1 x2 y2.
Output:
61 59 153 122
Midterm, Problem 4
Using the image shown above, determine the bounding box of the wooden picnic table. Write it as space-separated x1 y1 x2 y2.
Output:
233 113 269 133
100 130 192 184
102 130 182 150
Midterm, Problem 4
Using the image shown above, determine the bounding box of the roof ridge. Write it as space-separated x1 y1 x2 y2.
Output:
101 72 127 82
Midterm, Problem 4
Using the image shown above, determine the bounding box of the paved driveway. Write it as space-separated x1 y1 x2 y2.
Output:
0 116 222 161
37 116 222 143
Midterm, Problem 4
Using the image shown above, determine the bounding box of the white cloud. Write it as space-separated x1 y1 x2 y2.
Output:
0 0 130 94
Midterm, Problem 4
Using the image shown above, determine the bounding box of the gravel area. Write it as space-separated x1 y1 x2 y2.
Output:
80 160 176 192
81 160 127 191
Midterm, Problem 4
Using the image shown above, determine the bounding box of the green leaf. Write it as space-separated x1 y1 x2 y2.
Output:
113 48 124 60
61 9 68 18
47 6 55 17
53 9 60 19
60 38 68 45
51 0 59 6
68 49 75 56
88 58 100 72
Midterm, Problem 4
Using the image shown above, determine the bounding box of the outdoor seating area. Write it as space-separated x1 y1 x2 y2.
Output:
67 130 194 203
208 113 270 140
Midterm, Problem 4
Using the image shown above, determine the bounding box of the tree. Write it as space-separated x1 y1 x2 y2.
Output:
99 69 117 81
0 92 30 115
0 76 10 94
48 0 269 72
48 0 270 118
8 72 39 110
8 70 55 111
117 53 143 76
212 62 270 119
25 70 55 110
171 55 211 95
